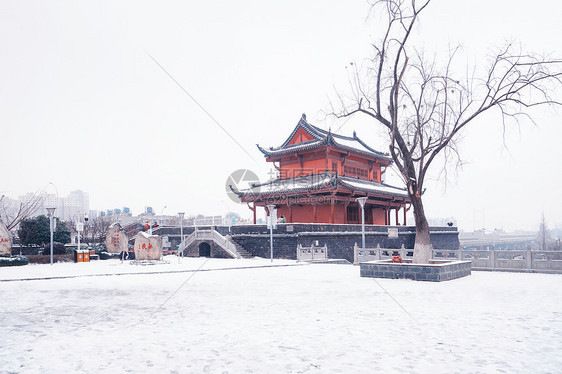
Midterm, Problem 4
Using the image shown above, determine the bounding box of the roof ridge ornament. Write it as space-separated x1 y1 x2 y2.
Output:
301 113 306 121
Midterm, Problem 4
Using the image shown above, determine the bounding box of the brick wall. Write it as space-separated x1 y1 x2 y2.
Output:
154 224 459 263
230 224 458 263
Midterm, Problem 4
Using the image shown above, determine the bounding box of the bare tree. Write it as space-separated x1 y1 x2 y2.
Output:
333 0 562 263
81 220 95 245
92 216 112 245
536 213 553 251
0 192 45 231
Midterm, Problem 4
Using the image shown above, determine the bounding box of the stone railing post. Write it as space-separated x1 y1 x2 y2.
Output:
399 244 406 260
458 245 463 260
490 247 495 269
526 246 532 270
376 243 382 260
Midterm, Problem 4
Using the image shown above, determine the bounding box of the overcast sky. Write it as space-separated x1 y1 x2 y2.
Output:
1 0 561 232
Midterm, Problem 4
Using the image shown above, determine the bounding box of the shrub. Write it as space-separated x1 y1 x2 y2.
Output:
90 244 106 255
42 242 66 255
100 251 120 260
18 246 42 256
0 256 29 267
27 254 73 264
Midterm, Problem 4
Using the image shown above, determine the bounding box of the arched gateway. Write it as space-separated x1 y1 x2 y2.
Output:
199 242 211 257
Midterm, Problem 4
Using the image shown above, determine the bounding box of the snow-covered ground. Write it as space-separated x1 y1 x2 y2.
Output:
1 257 561 373
0 256 298 281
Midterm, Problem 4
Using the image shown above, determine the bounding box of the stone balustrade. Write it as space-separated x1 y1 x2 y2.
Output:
354 244 562 273
297 244 328 262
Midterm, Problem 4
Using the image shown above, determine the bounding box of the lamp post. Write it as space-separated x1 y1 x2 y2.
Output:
161 206 167 226
267 204 276 263
178 212 185 262
356 197 368 262
76 213 85 259
77 218 81 255
46 207 56 265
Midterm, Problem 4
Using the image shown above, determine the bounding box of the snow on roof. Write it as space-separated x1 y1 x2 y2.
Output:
237 173 335 197
257 114 391 161
234 172 408 200
330 135 383 157
338 176 408 197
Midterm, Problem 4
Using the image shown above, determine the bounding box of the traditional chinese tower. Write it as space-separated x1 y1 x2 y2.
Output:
234 114 410 225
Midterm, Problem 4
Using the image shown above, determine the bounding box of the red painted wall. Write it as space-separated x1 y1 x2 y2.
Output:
275 203 394 225
301 158 328 175
287 128 315 145
372 209 386 225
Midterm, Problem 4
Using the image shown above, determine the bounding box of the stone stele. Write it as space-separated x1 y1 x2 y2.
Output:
105 224 128 254
0 220 12 257
133 231 162 261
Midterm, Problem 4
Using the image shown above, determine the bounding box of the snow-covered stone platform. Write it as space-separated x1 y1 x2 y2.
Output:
1 257 561 372
360 259 472 281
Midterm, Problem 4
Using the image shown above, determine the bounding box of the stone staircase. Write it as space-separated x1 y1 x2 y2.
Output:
227 237 252 258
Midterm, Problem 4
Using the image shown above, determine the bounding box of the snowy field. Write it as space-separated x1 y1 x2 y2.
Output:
1 257 561 373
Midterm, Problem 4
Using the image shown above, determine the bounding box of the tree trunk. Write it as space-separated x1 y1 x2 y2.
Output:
411 194 431 264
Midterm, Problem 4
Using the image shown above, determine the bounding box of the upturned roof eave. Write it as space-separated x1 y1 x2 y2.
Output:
258 114 391 161
238 174 409 202
260 141 392 163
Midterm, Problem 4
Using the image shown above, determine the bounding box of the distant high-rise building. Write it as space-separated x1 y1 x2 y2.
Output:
18 190 90 221
66 190 89 221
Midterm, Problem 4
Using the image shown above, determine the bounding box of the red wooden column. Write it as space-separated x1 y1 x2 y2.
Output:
388 209 391 225
330 197 335 224
384 207 388 225
395 208 399 226
403 205 407 226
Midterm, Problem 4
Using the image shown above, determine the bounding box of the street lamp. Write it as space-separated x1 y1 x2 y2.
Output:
356 197 368 262
178 212 185 263
267 204 276 263
76 213 85 259
46 207 56 265
161 206 167 225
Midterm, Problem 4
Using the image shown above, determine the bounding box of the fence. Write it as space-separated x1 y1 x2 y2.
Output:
297 244 328 262
462 249 562 272
353 243 562 273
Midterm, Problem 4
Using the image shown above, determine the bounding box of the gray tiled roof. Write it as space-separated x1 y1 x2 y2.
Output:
257 114 392 162
231 171 408 200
